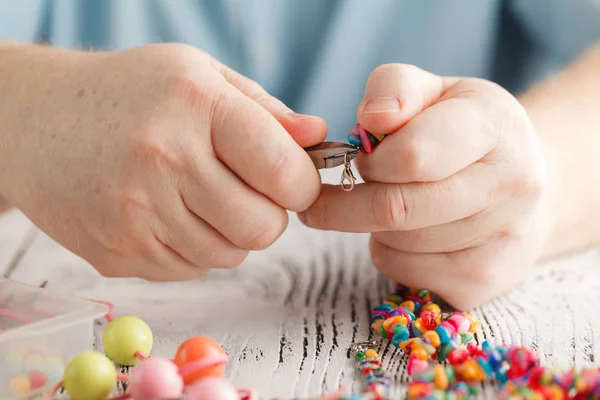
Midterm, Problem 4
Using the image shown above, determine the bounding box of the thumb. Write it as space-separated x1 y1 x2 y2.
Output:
213 60 327 147
357 64 456 135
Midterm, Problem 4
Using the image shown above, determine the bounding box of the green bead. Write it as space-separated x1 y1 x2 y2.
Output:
102 316 153 366
388 295 403 304
63 351 116 400
355 352 365 362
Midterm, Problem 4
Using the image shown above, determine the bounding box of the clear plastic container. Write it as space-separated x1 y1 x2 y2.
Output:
0 278 108 399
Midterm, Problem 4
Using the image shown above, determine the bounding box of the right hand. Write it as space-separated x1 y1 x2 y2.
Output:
0 43 326 280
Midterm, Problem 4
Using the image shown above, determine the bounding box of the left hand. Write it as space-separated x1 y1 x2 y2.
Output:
299 64 549 309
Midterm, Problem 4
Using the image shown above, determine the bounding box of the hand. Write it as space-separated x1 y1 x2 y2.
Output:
299 64 548 309
0 43 326 280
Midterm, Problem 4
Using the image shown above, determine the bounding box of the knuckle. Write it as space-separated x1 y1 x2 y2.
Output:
399 139 426 180
372 184 407 230
268 152 296 196
219 249 249 269
130 127 189 176
239 213 287 250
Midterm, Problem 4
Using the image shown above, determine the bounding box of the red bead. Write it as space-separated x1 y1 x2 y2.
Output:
447 348 469 365
422 312 437 330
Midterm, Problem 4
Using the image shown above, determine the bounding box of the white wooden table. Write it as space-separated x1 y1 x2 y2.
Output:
1 169 600 399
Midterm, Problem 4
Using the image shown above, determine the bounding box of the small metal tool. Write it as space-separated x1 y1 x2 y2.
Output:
305 142 360 191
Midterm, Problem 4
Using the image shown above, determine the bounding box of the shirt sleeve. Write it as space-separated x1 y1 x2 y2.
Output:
509 0 600 63
0 0 49 43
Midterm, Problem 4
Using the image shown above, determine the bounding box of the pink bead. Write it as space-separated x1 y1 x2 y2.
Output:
448 313 471 334
439 321 456 336
27 370 46 389
184 377 239 400
129 357 184 400
407 358 429 376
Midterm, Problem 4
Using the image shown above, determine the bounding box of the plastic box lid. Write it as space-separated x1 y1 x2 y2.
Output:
0 278 108 399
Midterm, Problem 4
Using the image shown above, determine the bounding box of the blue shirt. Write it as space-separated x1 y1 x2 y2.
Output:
1 0 599 140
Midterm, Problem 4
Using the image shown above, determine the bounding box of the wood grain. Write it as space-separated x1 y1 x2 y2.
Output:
1 168 600 398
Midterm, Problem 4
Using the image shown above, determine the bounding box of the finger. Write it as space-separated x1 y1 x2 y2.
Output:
212 60 327 147
180 157 289 251
357 63 456 135
299 162 497 233
155 204 248 269
372 209 497 253
207 79 321 211
357 78 511 183
94 241 210 282
370 235 536 310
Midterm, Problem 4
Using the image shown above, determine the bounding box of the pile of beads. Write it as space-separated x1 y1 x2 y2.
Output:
370 285 600 399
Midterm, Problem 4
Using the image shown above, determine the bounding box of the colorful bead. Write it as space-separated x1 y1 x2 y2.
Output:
173 336 227 385
63 351 117 400
129 357 184 399
9 375 31 395
27 369 46 389
102 315 153 366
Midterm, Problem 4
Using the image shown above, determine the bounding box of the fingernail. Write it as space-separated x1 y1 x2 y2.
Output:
287 111 317 120
362 96 401 114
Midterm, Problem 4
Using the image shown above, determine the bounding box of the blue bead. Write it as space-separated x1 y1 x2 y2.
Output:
478 358 494 377
374 304 392 311
348 134 362 146
435 326 451 345
392 329 409 347
488 350 503 370
403 307 416 321
482 340 493 353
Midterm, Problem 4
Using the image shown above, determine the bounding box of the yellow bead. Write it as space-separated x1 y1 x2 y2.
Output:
423 331 441 348
364 349 378 359
371 133 385 141
383 316 408 332
10 375 31 395
414 318 427 333
423 303 441 315
433 365 448 390
63 351 116 400
371 319 384 335
102 316 153 366
400 301 415 313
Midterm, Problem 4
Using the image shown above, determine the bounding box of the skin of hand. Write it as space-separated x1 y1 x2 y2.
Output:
0 42 327 280
299 64 549 310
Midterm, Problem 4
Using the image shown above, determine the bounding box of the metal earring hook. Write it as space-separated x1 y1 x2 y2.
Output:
340 153 356 192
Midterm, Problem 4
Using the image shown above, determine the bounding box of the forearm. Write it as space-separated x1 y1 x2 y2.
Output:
519 42 600 258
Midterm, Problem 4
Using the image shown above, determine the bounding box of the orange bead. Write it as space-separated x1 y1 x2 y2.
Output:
433 365 448 390
423 331 441 348
383 316 408 332
410 347 428 361
455 360 485 381
173 336 226 385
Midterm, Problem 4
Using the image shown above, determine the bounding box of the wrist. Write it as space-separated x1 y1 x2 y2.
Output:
0 42 94 200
